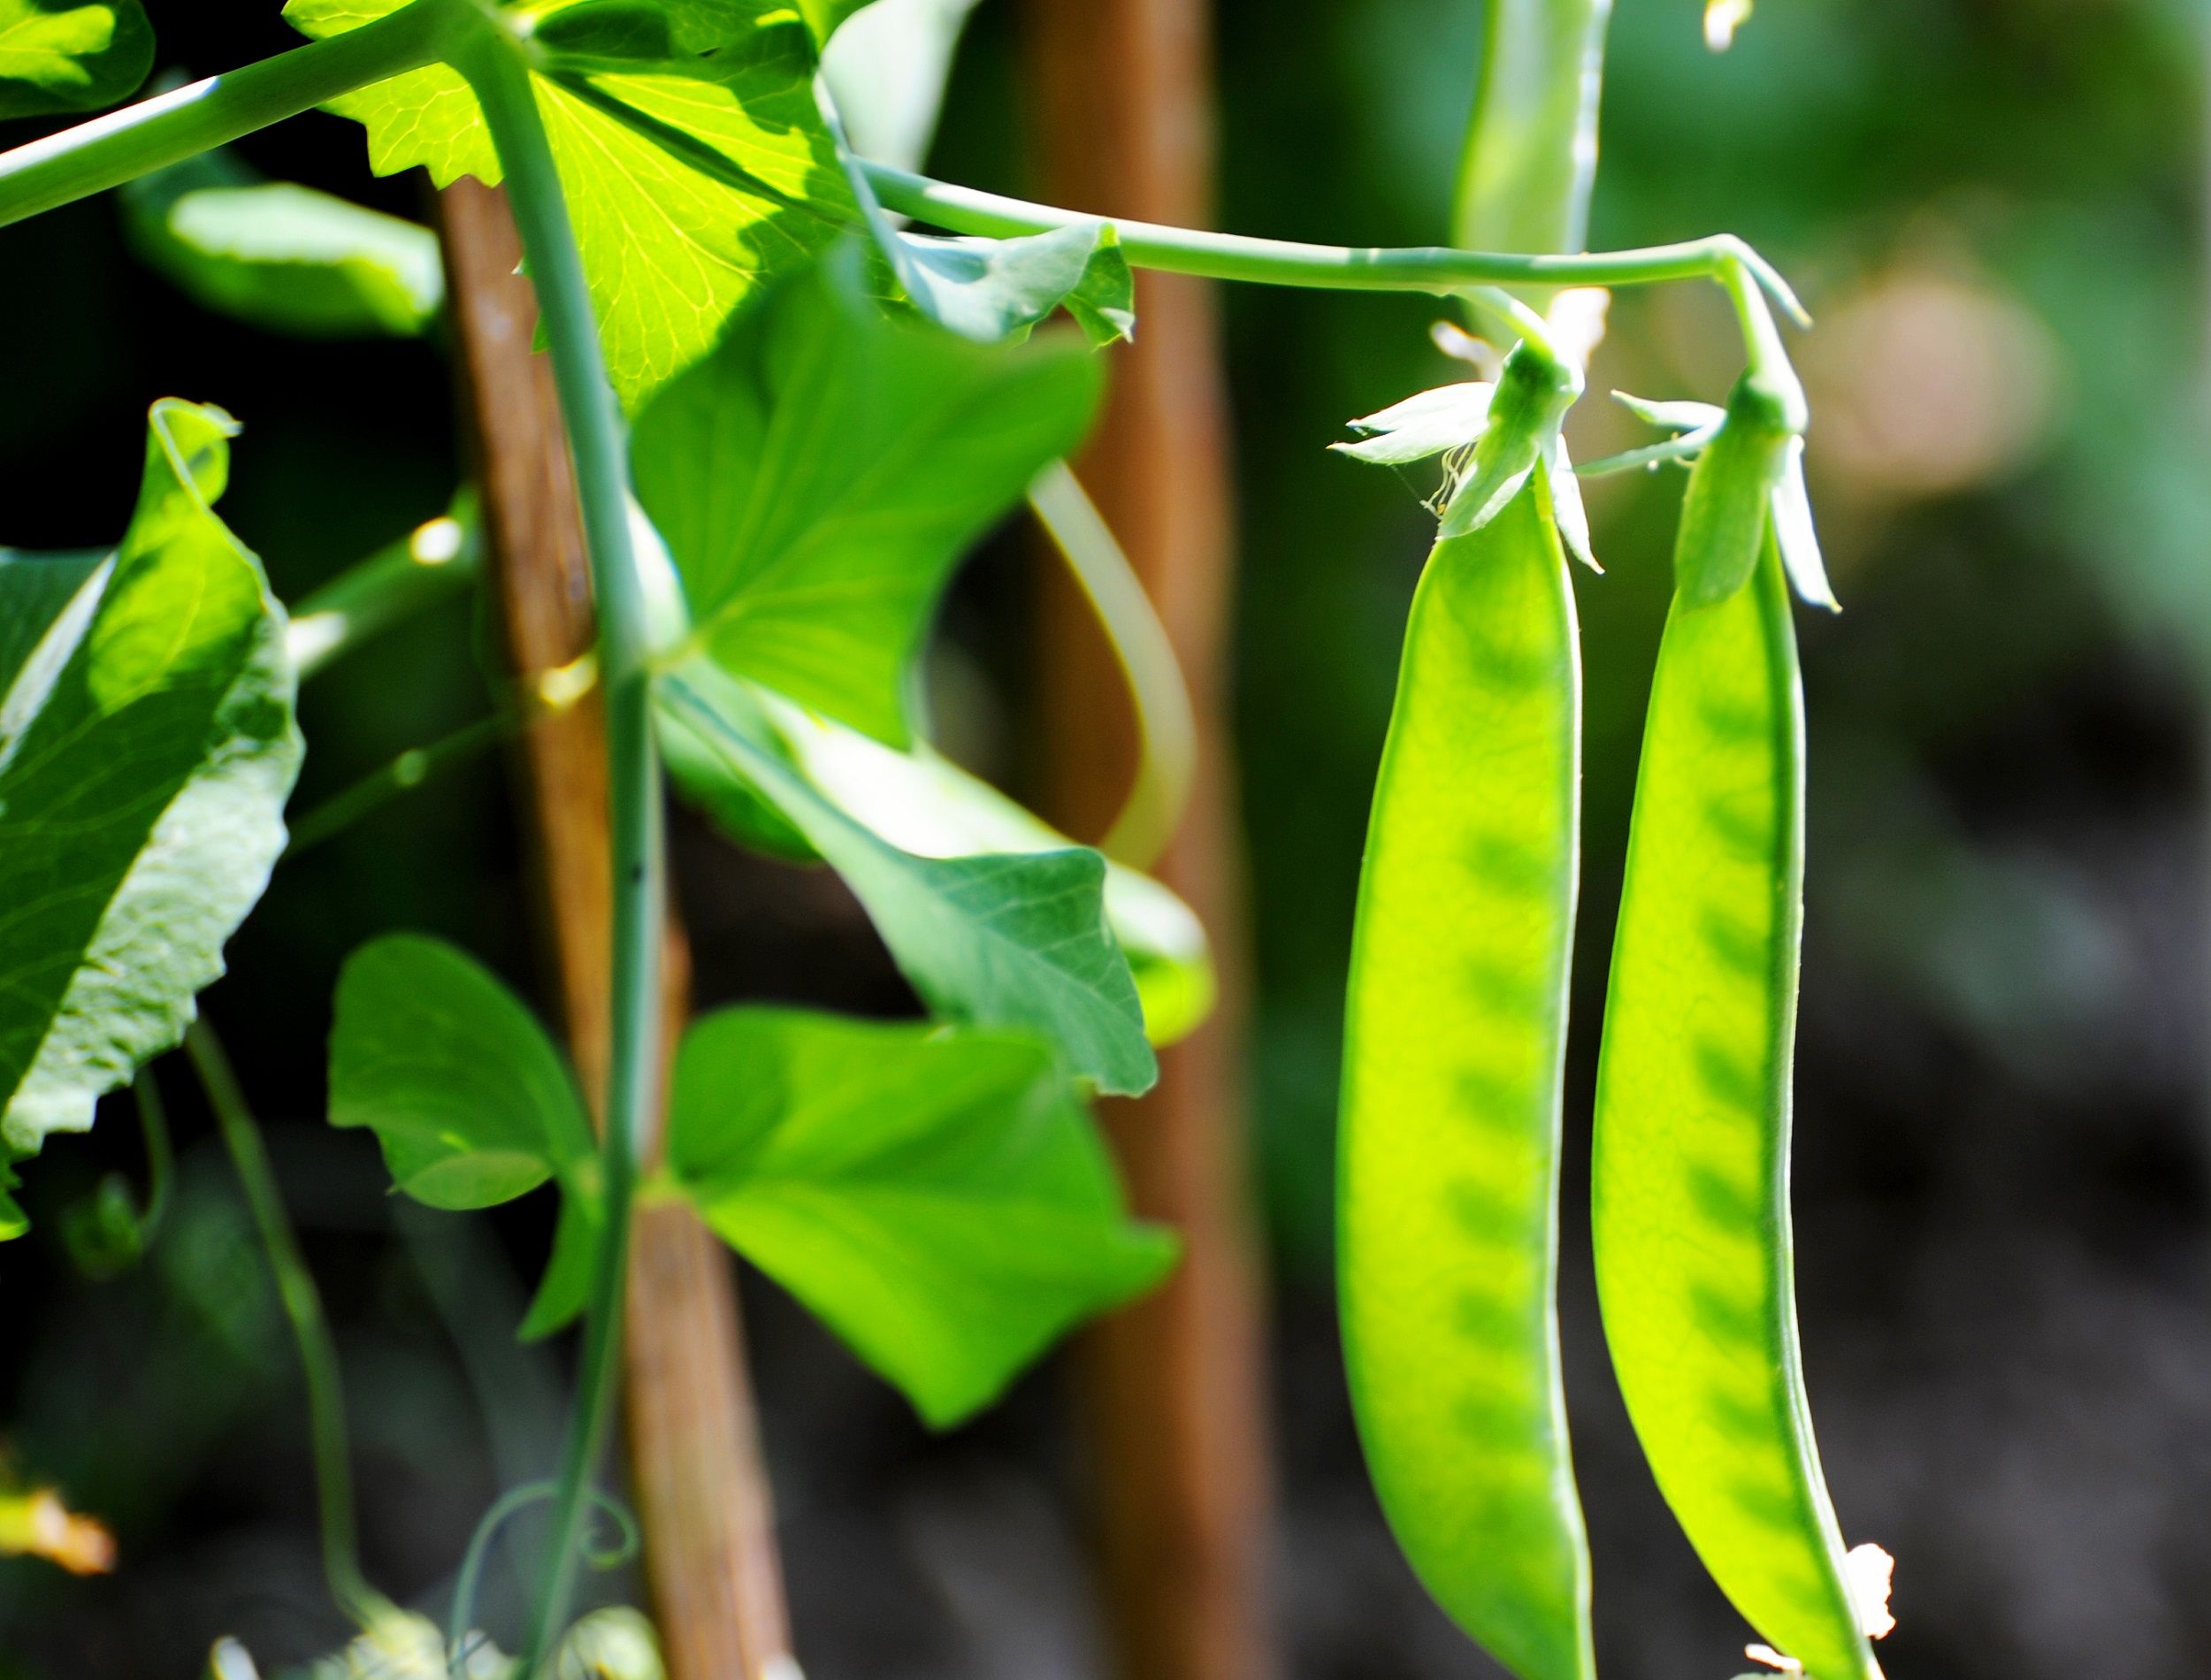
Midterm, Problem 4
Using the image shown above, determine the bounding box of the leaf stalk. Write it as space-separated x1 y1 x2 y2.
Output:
0 0 459 231
858 161 1808 324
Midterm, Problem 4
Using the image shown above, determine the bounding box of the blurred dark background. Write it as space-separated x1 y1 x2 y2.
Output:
4 0 2210 1676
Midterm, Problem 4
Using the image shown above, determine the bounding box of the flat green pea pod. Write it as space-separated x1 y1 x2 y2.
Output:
1592 447 1880 1678
1339 472 1593 1680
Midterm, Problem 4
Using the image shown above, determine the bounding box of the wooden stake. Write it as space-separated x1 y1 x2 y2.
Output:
435 178 794 1680
1021 5 1278 1677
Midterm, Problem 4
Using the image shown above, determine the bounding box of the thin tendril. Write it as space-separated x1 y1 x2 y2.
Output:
448 1481 640 1678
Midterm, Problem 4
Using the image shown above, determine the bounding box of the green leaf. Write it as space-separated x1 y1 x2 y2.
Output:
833 104 1131 345
0 0 150 119
668 1005 1175 1424
669 681 1215 1046
327 933 598 1336
871 220 1136 347
530 0 677 68
329 934 592 1206
284 0 852 411
123 152 443 340
0 401 302 1201
0 1166 25 1240
657 661 1159 1095
632 244 1101 745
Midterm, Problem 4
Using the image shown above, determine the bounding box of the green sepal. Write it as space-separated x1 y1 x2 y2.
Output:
1672 375 1792 607
1613 391 1725 434
1437 340 1581 539
668 1005 1176 1425
1770 436 1838 612
0 0 151 119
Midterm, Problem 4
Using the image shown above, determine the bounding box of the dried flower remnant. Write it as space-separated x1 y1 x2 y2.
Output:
1732 1543 1897 1675
0 1485 117 1575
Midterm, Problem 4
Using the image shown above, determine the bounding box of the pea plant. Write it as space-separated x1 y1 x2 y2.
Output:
0 0 1893 1675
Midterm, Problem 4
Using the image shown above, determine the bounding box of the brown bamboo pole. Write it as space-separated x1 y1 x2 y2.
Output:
1020 6 1277 1679
434 178 794 1680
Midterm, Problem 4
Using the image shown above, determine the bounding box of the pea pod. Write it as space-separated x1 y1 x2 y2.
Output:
1591 481 1879 1677
1339 474 1593 1680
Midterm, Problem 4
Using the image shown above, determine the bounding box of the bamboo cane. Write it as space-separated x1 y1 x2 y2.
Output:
435 177 795 1680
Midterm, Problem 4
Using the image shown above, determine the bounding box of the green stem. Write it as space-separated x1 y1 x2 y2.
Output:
859 160 1807 325
1454 0 1614 258
448 18 664 1675
186 1021 389 1631
1027 462 1197 870
1721 261 1809 430
287 499 481 683
0 0 457 231
128 1065 174 1241
283 709 517 859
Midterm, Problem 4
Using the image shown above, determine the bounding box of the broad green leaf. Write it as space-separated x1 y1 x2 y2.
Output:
1339 484 1593 1680
123 152 443 339
326 933 598 1336
1593 538 1882 1680
0 0 150 119
285 0 852 411
657 661 1158 1095
633 245 1102 745
0 401 302 1208
530 0 678 67
329 934 591 1205
669 1005 1174 1424
671 683 1215 1046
